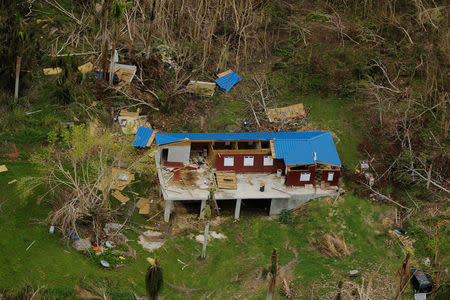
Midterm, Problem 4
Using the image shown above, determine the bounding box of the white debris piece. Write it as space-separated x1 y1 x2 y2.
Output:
195 231 227 243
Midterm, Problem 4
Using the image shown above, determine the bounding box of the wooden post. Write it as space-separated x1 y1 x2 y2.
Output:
14 56 22 100
427 164 432 189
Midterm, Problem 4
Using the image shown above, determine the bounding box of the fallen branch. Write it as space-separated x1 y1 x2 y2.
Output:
408 169 450 194
165 282 202 294
360 182 410 210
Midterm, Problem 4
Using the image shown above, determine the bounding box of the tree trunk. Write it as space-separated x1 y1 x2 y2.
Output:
201 219 210 259
267 249 278 300
14 56 22 100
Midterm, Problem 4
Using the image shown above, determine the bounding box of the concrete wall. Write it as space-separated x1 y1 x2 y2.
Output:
164 145 191 164
269 192 338 215
216 153 285 173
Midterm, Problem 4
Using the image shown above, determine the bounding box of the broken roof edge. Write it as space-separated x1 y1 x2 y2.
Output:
154 131 332 145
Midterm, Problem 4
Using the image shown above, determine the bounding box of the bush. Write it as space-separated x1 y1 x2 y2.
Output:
279 209 298 225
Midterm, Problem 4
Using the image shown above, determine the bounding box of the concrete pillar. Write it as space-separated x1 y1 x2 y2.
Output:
234 199 242 219
164 200 173 222
199 200 206 217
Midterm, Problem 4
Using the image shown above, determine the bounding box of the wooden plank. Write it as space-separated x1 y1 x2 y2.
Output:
0 165 7 173
112 190 130 203
146 131 156 147
214 149 271 155
43 67 62 75
270 140 276 158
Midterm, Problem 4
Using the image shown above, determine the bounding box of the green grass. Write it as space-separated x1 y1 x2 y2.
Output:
0 160 402 298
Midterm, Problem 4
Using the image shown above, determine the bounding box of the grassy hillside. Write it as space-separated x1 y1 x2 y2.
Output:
0 0 448 299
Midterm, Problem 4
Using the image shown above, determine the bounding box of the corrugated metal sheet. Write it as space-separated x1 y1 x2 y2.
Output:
132 127 153 148
273 132 341 166
215 72 242 93
155 132 326 145
274 140 315 165
309 132 341 166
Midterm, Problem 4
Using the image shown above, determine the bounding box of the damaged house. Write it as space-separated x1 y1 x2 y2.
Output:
134 130 342 221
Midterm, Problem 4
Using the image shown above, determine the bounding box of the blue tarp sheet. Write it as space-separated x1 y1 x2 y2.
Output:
215 72 242 93
132 127 153 148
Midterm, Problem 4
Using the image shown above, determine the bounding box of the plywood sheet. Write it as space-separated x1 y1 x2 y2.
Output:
136 197 149 209
0 165 7 173
139 202 150 214
120 108 141 117
78 62 94 74
267 103 305 122
216 171 237 189
43 67 62 75
186 80 216 96
112 190 130 203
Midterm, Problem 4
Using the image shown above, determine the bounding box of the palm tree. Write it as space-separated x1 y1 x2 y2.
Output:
145 258 163 300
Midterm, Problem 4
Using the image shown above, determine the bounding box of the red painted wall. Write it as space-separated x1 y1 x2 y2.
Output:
321 170 340 185
216 153 285 173
286 165 316 186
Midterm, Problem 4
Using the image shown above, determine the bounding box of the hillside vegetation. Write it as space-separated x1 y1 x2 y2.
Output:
0 0 448 299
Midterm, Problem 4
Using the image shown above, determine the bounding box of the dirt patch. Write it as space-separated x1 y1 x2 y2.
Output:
194 231 226 243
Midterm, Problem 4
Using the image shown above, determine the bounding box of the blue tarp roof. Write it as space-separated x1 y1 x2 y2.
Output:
132 127 153 148
215 72 242 93
154 131 341 166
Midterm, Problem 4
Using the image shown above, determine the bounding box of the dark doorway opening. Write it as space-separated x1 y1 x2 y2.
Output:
215 200 235 216
241 199 271 216
162 148 168 162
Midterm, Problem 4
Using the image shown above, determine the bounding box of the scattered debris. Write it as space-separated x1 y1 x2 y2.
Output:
0 165 7 173
267 103 305 122
382 217 395 227
43 67 62 75
194 231 226 243
72 238 91 251
136 198 151 214
8 179 17 184
312 231 352 257
138 230 165 252
132 126 154 148
25 240 35 251
349 269 359 277
49 226 55 234
389 230 415 253
8 144 18 158
423 257 431 266
114 63 137 86
109 168 134 190
100 260 110 268
186 80 216 96
25 110 42 116
117 112 150 135
77 62 94 74
216 70 242 93
111 190 130 204
410 267 432 295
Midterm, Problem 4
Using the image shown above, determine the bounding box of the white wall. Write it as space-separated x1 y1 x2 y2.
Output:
164 145 191 164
